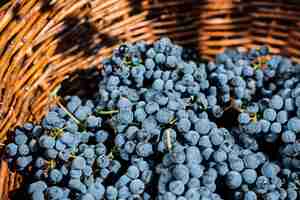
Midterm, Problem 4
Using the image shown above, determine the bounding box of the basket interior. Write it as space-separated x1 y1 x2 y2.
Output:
1 0 300 198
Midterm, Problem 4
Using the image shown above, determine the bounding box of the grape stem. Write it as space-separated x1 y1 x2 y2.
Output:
165 129 172 152
96 110 119 115
55 98 81 125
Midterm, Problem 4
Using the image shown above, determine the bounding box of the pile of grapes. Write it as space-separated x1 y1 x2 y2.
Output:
4 38 300 200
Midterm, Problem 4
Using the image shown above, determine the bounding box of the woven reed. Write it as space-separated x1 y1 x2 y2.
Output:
1 0 300 199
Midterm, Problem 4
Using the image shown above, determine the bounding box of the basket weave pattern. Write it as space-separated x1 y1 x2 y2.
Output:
0 0 300 199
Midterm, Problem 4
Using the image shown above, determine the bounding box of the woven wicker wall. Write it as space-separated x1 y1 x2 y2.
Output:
1 0 300 199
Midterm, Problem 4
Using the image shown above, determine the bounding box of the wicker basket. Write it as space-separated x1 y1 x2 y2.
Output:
0 0 300 199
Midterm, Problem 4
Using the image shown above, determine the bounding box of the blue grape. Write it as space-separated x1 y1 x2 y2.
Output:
31 191 45 200
145 101 160 114
86 116 102 128
244 191 257 200
263 108 277 122
69 179 87 193
6 143 18 157
106 186 118 200
213 149 227 163
136 142 153 157
16 156 32 169
156 108 174 124
81 193 95 200
270 95 283 110
229 157 244 172
129 179 145 194
177 118 191 132
66 96 81 113
95 130 109 143
169 180 185 195
238 113 250 124
72 156 86 170
14 134 28 146
287 117 300 132
226 171 242 189
155 53 166 64
281 130 296 143
195 119 211 135
172 164 189 184
261 162 280 178
276 110 288 124
47 186 64 199
118 186 130 199
49 169 63 183
28 181 47 194
242 169 257 184
127 165 140 179
39 135 55 149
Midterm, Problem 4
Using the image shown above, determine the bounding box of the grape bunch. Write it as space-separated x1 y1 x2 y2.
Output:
4 38 300 200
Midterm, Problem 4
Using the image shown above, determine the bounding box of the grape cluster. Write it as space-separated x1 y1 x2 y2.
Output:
4 38 300 199
6 97 127 199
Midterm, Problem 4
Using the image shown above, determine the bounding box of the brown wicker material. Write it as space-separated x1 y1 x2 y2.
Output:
288 21 300 63
1 0 300 199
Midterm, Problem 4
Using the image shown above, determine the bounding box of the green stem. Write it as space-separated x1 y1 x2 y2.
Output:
97 110 119 115
57 100 81 125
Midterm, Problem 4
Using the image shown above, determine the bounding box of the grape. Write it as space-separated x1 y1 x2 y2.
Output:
244 191 257 200
169 180 185 195
118 186 130 199
172 164 189 184
136 142 153 157
6 143 18 157
186 146 202 164
86 116 102 128
31 191 45 200
81 193 95 200
195 119 211 135
184 131 200 146
198 136 212 148
281 130 296 143
39 135 55 149
95 130 109 143
270 122 282 134
153 79 164 91
229 157 244 172
213 149 227 163
69 179 87 193
129 179 145 194
45 149 58 159
127 165 140 179
28 181 47 194
185 188 200 200
49 169 63 183
156 108 174 124
177 118 191 132
47 186 64 199
242 169 257 184
67 96 81 113
261 162 280 178
238 113 250 124
226 171 242 189
270 95 284 110
155 53 166 64
145 101 159 114
72 156 86 170
189 164 204 178
166 56 177 68
287 117 300 132
16 156 32 169
276 110 288 124
263 109 277 122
